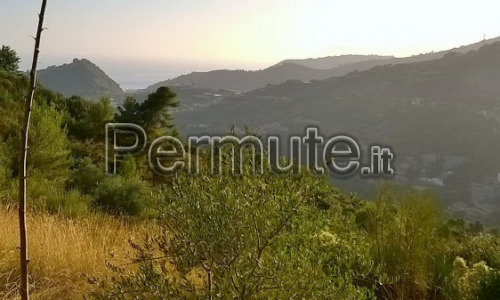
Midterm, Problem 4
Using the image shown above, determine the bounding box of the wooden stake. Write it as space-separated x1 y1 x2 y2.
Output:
19 1 48 299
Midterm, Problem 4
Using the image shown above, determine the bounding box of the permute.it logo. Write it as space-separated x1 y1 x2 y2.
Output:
105 123 394 177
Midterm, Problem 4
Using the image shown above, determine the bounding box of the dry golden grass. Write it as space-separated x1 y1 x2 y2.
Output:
0 206 158 300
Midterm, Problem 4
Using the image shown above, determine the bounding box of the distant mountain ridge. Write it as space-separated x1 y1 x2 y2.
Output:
37 58 124 100
279 54 394 69
143 62 336 93
145 37 500 92
173 41 500 139
36 37 500 102
144 55 394 92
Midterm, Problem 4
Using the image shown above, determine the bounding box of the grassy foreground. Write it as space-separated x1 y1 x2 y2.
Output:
0 206 156 300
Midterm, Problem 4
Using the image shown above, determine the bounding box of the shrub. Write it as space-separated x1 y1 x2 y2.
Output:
365 185 444 299
93 176 150 217
67 158 105 195
69 158 152 217
477 271 500 300
28 173 92 218
89 156 378 299
452 257 493 300
455 234 500 269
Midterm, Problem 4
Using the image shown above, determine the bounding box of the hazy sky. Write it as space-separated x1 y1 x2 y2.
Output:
1 0 500 88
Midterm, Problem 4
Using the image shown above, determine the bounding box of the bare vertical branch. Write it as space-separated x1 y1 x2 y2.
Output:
19 1 48 299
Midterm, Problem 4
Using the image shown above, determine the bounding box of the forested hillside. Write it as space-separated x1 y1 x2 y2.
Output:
1 55 500 299
173 42 500 223
37 58 124 100
144 37 500 92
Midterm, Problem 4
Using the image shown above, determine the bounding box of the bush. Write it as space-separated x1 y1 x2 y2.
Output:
452 257 493 300
477 271 500 300
93 176 150 217
365 185 444 298
67 158 105 195
454 234 500 269
28 173 92 218
69 158 152 217
89 155 378 299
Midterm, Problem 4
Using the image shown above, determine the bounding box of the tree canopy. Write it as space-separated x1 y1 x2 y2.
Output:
0 45 20 74
116 86 179 137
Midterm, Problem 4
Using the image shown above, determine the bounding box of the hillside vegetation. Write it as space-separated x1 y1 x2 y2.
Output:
172 42 500 222
1 55 500 299
37 58 124 100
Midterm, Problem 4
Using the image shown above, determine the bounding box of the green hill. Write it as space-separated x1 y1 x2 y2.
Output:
172 42 500 222
37 58 124 100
